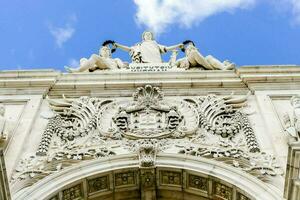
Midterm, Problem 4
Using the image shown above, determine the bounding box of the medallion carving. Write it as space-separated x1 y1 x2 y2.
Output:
188 174 208 192
88 175 109 194
115 171 136 187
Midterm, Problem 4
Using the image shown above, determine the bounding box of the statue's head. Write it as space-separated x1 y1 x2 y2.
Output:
291 95 300 108
181 40 196 52
99 46 111 58
0 104 5 116
142 31 154 41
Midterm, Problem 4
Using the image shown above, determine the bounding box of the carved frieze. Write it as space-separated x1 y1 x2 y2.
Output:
87 175 109 194
160 171 182 186
62 184 83 200
214 182 233 200
140 169 155 188
115 171 136 187
12 85 282 192
188 174 208 192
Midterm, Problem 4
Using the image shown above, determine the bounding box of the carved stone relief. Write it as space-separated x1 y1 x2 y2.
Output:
188 174 208 192
160 170 182 186
46 168 256 200
12 85 282 192
284 95 300 140
62 184 83 200
87 175 109 194
0 104 7 142
214 182 233 200
0 103 18 145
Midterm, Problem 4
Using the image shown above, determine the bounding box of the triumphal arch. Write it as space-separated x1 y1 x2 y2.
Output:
1 32 300 200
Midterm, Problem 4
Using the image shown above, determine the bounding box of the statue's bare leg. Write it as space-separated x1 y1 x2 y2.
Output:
223 60 235 70
115 58 127 69
79 58 96 72
175 58 188 69
189 51 214 70
64 56 97 72
206 56 235 70
205 55 225 70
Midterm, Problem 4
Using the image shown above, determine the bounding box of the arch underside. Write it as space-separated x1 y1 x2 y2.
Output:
14 154 282 200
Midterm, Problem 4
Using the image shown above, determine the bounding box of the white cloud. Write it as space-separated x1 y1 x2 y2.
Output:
269 0 300 25
290 0 300 23
49 25 75 48
68 58 79 68
48 14 77 48
133 0 256 34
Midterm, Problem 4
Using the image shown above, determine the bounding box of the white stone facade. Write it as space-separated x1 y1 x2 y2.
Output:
0 65 300 200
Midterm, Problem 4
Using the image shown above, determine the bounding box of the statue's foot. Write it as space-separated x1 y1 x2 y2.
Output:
223 64 235 70
64 66 77 73
223 60 235 70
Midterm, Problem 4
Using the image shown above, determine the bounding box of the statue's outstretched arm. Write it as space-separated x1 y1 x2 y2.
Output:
114 43 131 52
165 43 184 51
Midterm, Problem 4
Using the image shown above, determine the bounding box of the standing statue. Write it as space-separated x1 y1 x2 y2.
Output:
175 41 235 70
114 31 184 63
0 104 7 141
65 44 127 73
284 95 300 140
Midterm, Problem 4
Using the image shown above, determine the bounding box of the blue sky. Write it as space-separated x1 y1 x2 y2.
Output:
0 0 300 71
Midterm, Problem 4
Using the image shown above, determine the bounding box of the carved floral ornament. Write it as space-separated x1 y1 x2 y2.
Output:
12 85 283 192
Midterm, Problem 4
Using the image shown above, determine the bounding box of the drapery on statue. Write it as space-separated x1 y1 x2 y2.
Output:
175 40 235 70
284 95 300 140
113 31 184 63
65 43 128 73
0 104 7 141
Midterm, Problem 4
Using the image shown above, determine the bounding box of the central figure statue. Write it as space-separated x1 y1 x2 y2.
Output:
114 31 183 63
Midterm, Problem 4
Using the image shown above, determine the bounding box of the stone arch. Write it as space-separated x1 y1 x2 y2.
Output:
14 154 282 200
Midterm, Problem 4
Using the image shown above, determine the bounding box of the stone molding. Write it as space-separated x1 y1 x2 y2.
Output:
0 149 11 200
1 65 299 98
237 65 300 91
284 141 300 199
13 154 282 200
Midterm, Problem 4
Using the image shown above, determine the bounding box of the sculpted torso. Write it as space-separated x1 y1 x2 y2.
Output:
115 31 182 63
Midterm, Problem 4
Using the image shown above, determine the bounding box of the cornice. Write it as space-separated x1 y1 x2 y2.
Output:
0 65 299 97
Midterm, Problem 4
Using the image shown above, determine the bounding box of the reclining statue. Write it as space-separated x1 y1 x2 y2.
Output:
65 45 127 73
114 31 184 63
175 41 235 70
